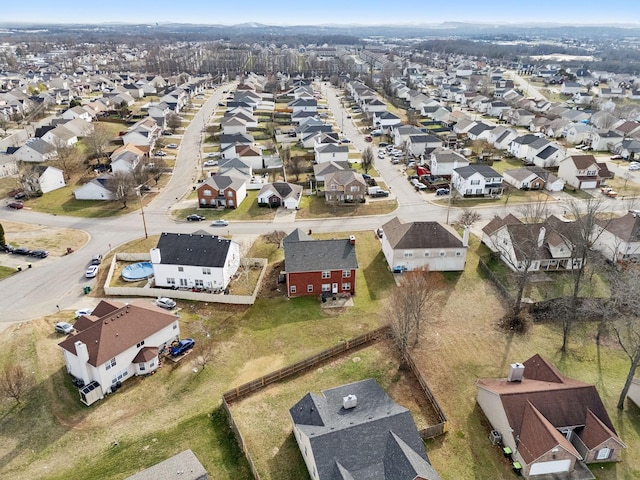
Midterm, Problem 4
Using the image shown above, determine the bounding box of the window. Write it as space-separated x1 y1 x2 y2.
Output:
136 340 145 348
203 189 212 197
404 250 414 258
466 189 472 195
202 267 211 275
342 282 351 290
470 179 480 185
290 285 297 294
322 271 331 279
139 364 146 371
105 357 116 370
439 251 446 257
350 185 359 192
150 361 155 368
456 251 462 256
322 284 331 292
342 270 351 278
195 279 204 287
227 190 233 197
111 368 129 384
307 284 313 292
596 447 612 460
424 251 430 257
167 277 175 285
178 266 184 272
331 184 337 190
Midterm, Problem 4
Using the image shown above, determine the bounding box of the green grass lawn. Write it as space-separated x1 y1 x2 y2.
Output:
296 194 398 219
0 265 16 280
173 191 278 221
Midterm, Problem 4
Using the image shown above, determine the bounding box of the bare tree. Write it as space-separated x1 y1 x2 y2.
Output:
52 140 83 180
0 363 33 404
166 112 182 133
85 122 113 164
264 230 286 249
106 171 137 208
361 146 374 174
190 321 217 372
286 153 304 183
613 316 640 410
386 268 444 366
455 208 481 229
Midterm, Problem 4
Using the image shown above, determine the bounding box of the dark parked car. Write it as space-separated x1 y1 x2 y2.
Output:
187 214 206 222
14 192 27 200
170 338 195 356
1 244 14 253
13 247 31 255
91 254 102 265
435 188 450 196
29 249 49 258
8 201 23 209
371 190 389 198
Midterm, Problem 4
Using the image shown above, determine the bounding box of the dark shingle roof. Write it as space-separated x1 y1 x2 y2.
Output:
284 237 357 272
382 217 463 249
453 164 501 179
156 232 233 268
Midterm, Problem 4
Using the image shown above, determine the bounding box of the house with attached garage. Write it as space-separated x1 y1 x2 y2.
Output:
58 299 180 406
558 154 611 190
73 174 115 201
428 147 469 176
314 142 349 164
290 378 441 480
283 229 357 298
380 216 468 272
150 232 240 290
477 354 625 479
312 160 350 184
503 166 565 192
257 182 302 209
323 170 367 203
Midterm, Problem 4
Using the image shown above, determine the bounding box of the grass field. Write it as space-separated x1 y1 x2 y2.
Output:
296 194 398 219
0 232 639 480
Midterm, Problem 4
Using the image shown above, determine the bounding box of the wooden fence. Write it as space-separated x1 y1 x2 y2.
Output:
477 256 513 302
222 326 389 403
221 398 263 480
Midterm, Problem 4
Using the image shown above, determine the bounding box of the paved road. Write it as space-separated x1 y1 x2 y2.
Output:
0 82 633 326
505 70 548 102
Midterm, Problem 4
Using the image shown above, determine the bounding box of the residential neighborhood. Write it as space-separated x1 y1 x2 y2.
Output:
2 15 640 480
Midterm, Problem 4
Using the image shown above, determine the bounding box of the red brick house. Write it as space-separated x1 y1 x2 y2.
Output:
477 354 625 478
196 175 247 209
283 229 358 298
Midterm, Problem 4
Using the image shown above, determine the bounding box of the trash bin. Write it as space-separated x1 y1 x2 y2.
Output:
17 265 22 272
84 285 91 294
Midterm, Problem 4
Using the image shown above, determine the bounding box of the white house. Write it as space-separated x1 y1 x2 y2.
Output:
151 232 240 291
58 300 180 406
592 213 640 263
110 149 142 174
257 182 302 209
73 174 114 200
314 143 349 164
62 105 93 121
42 125 78 147
452 164 503 197
23 165 65 194
558 154 608 190
381 216 468 272
428 147 469 176
13 138 57 163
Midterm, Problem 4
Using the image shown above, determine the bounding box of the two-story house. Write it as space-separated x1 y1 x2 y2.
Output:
196 175 247 208
452 164 503 197
323 170 366 203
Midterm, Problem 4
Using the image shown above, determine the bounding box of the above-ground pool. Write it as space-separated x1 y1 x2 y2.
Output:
121 262 154 282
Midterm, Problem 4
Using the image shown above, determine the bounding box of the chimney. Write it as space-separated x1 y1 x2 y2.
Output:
150 248 161 264
342 394 358 409
537 226 546 248
74 341 91 383
507 363 525 382
462 226 470 247
349 235 356 245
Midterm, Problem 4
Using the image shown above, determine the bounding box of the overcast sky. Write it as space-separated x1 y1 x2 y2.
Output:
2 1 639 25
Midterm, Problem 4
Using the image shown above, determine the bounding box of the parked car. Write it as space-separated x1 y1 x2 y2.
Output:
91 254 102 265
170 338 195 356
211 219 229 227
166 143 178 149
75 308 93 318
154 151 167 157
203 160 217 167
611 154 623 160
7 201 23 209
206 152 220 158
436 188 450 196
370 190 389 198
13 247 31 255
29 249 49 258
187 214 206 222
364 135 372 142
155 297 177 309
1 244 14 253
629 162 640 171
14 191 27 200
340 138 351 143
55 322 75 335
85 265 99 278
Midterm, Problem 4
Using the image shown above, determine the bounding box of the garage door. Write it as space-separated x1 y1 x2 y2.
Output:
529 459 571 475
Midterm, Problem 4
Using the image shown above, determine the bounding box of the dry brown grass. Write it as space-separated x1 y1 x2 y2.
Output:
0 220 89 255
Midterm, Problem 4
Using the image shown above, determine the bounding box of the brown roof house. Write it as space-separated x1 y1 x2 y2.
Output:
58 300 180 406
592 212 640 263
323 170 367 203
477 354 625 478
557 154 612 190
196 175 247 209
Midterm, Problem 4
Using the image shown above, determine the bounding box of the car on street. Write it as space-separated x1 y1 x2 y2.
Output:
211 219 229 227
364 135 372 142
8 201 23 209
187 214 206 222
378 152 385 159
29 249 49 258
85 265 99 278
13 247 31 255
91 254 102 265
166 143 178 149
629 162 640 171
155 297 177 309
170 338 195 356
203 160 217 167
340 138 350 143
75 308 93 318
436 188 450 196
55 322 75 335
611 154 623 160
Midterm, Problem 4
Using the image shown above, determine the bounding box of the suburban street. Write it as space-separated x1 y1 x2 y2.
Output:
0 83 635 326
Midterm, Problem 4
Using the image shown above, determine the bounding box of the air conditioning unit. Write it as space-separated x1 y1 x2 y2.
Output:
342 394 357 409
489 430 502 445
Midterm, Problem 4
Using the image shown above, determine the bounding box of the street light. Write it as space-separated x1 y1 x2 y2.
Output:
136 184 149 239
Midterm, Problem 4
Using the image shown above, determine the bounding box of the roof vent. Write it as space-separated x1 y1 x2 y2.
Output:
349 235 356 245
343 394 357 409
507 363 525 382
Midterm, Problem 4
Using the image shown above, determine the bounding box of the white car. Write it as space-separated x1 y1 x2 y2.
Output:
75 308 94 318
166 143 178 149
85 265 99 278
155 297 177 309
211 219 229 227
206 152 219 158
629 162 640 171
203 160 217 167
55 322 75 335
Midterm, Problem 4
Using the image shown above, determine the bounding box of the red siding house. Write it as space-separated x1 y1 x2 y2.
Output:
283 229 358 298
